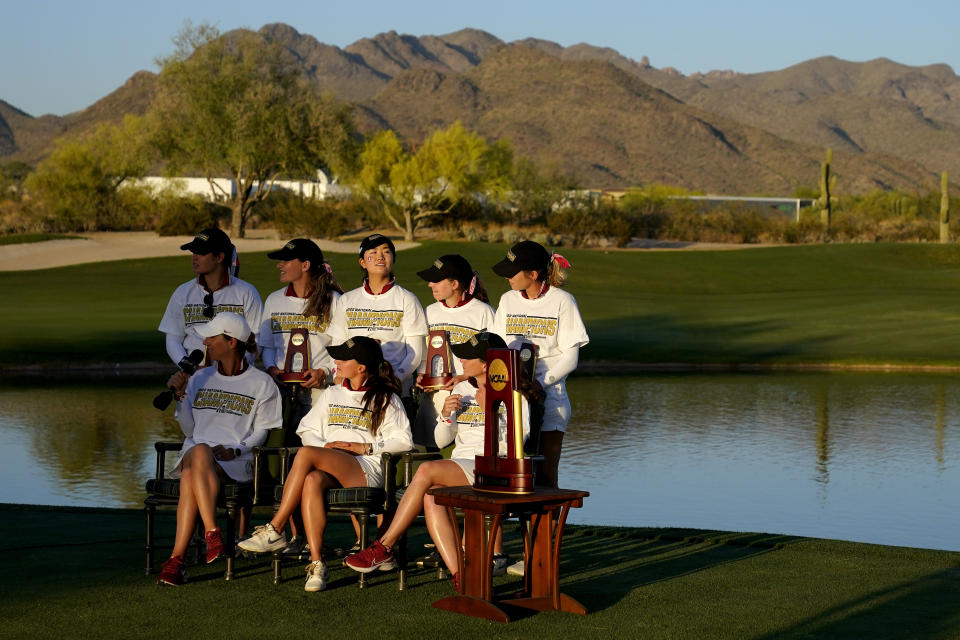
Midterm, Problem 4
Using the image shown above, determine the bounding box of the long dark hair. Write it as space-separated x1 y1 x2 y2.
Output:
303 262 344 325
455 269 490 304
362 360 403 436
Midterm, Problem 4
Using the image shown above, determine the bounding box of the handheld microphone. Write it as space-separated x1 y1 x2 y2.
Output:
152 349 205 411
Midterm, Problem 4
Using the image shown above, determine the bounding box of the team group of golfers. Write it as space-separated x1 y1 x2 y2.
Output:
154 227 588 590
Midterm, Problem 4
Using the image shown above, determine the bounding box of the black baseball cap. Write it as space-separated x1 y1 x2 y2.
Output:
492 240 550 278
358 234 396 259
416 254 473 283
451 331 507 360
267 238 325 266
327 336 384 370
181 227 232 256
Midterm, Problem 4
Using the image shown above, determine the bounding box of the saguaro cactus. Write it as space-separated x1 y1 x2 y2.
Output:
819 149 833 228
940 171 950 243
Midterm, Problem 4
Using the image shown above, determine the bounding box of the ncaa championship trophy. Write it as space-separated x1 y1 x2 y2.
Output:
473 347 533 494
279 328 311 383
420 329 455 390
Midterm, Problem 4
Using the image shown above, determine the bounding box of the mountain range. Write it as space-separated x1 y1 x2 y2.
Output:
2 24 958 195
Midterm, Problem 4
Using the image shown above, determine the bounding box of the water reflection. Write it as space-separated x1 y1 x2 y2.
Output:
561 372 960 551
2 372 960 551
0 375 179 507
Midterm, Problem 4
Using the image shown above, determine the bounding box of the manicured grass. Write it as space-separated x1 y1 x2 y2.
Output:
4 241 960 367
0 233 84 246
3 504 960 639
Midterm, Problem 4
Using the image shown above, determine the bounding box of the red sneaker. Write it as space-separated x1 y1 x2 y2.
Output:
344 540 396 573
157 555 186 586
205 528 225 564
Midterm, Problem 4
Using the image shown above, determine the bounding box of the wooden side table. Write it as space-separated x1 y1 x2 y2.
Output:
428 486 589 622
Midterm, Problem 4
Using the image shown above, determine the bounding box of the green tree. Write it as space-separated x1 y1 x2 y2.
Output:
0 161 33 201
355 122 513 241
148 22 356 238
24 116 149 231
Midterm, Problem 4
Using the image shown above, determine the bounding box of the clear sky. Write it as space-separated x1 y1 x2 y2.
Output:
3 0 958 117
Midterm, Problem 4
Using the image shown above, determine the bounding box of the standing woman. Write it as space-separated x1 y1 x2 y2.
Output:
492 240 589 488
238 336 413 592
327 234 428 396
344 332 543 583
260 238 343 407
159 227 262 367
156 313 282 586
412 254 495 448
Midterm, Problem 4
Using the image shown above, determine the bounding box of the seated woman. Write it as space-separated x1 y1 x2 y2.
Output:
157 312 282 586
344 332 543 588
238 336 413 592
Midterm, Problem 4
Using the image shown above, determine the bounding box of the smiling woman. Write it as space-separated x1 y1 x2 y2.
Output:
326 233 428 394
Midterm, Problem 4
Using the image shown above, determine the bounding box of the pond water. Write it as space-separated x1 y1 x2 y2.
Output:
2 372 959 551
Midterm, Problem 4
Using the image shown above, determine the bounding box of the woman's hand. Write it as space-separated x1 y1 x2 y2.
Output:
211 444 237 461
325 441 367 455
442 394 463 419
166 371 189 399
266 366 283 383
300 368 326 389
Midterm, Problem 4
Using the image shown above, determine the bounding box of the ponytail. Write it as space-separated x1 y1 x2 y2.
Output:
457 270 490 304
533 253 570 288
361 360 403 436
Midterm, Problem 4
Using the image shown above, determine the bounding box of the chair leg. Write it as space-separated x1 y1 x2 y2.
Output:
357 511 370 589
144 503 155 575
223 501 239 581
397 532 408 591
272 550 283 585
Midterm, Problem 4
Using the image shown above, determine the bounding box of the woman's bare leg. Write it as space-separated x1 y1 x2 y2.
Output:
379 460 466 549
172 468 199 558
297 450 366 562
424 492 460 573
171 445 222 557
269 446 352 532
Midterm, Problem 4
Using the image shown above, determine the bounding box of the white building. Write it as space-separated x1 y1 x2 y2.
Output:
130 170 350 201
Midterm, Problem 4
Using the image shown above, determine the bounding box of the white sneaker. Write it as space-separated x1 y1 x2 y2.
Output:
304 560 327 592
492 553 509 577
237 523 287 553
506 559 525 576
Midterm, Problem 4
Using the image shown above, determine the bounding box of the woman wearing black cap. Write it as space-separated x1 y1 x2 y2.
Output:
491 240 589 489
412 254 495 447
344 331 543 585
159 227 263 368
327 233 428 394
238 336 413 592
260 238 343 392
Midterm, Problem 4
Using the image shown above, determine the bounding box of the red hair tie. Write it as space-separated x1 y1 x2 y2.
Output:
551 253 570 269
468 274 477 295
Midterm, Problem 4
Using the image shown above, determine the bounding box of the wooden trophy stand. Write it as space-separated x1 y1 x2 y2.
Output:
420 329 454 390
278 328 310 383
431 346 588 622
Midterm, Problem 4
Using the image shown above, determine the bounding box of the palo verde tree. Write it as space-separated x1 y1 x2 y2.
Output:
355 122 513 241
148 22 356 238
24 116 150 231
